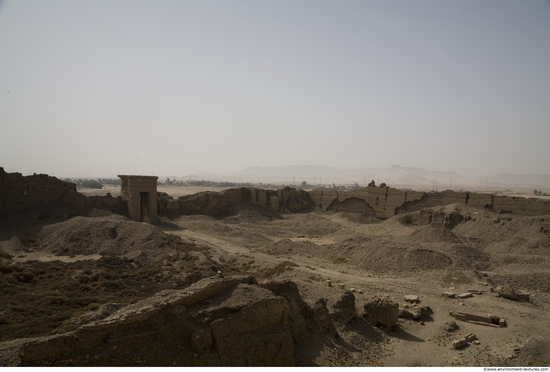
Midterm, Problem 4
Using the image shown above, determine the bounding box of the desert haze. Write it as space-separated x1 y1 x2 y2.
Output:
1 167 550 367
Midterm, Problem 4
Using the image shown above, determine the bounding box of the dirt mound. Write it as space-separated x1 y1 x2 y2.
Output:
327 198 377 216
35 215 195 260
399 204 476 229
330 212 381 225
409 226 462 244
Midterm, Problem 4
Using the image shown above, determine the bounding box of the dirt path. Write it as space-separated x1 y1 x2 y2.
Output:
163 214 550 367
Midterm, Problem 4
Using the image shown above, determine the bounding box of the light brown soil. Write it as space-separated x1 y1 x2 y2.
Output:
1 187 550 366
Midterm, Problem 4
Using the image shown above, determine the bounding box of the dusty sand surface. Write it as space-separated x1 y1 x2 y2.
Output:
1 187 550 366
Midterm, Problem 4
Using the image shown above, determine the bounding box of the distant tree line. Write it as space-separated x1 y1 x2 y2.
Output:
63 178 120 189
534 189 548 196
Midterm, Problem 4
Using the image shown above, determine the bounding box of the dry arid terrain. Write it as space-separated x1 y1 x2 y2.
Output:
1 180 550 367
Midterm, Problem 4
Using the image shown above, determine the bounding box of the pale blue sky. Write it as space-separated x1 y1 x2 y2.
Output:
1 0 549 178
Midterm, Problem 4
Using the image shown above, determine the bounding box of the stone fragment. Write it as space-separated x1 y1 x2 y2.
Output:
516 290 530 302
452 333 476 349
327 280 332 287
457 293 473 299
467 289 482 294
404 295 419 303
398 306 433 321
442 292 456 298
499 284 519 301
499 319 507 328
444 321 459 332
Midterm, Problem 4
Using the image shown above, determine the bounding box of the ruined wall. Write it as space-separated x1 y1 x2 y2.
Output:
0 168 91 219
311 186 550 217
167 187 314 217
0 168 123 227
0 276 296 367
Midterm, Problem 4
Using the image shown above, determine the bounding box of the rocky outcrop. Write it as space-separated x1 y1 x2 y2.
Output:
331 291 356 323
0 275 298 366
361 297 399 328
312 298 338 337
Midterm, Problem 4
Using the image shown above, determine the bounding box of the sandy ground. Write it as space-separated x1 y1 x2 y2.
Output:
1 186 550 366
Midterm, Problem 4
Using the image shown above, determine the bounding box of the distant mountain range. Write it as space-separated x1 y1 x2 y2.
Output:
177 165 550 191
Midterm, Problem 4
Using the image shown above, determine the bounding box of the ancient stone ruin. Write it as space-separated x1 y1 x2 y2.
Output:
118 175 158 224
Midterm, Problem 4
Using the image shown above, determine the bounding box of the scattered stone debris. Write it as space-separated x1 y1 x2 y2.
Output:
398 305 433 321
404 295 419 303
453 333 477 349
491 284 531 302
442 292 456 298
498 284 519 301
450 311 507 328
444 321 459 332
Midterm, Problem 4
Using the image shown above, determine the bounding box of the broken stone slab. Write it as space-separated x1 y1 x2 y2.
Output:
457 293 473 299
398 306 433 321
499 283 519 301
451 311 507 327
452 333 477 350
404 295 419 303
467 289 482 294
516 290 530 302
442 292 456 298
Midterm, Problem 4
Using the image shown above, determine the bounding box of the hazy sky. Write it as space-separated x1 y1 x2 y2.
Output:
1 0 549 178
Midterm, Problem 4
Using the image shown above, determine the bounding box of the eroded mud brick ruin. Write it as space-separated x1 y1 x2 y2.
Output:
2 167 550 366
118 175 158 224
